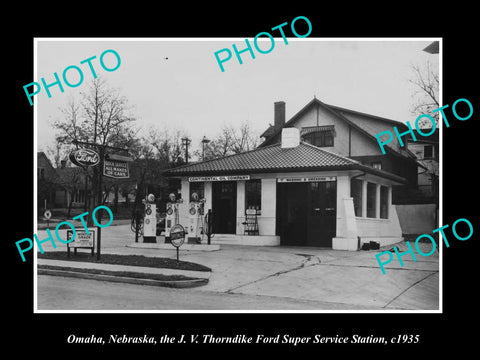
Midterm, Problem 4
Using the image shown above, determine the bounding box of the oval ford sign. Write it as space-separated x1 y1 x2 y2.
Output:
69 149 100 167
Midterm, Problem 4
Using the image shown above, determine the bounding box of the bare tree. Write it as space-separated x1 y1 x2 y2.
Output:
44 139 69 168
198 121 259 160
409 60 439 128
230 122 259 154
53 78 137 225
149 127 186 167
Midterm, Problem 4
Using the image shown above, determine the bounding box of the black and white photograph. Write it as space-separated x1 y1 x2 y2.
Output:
33 38 440 312
7 6 479 354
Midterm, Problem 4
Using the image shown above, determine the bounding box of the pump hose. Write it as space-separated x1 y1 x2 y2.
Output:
131 212 144 235
203 212 215 239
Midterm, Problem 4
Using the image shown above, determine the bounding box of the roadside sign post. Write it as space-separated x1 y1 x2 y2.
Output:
170 224 185 264
70 140 132 260
66 228 96 257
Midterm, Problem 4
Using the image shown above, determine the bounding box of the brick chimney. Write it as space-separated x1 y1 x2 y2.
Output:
274 101 286 130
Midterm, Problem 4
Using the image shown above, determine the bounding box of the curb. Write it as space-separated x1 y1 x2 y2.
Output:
38 267 209 289
127 242 221 251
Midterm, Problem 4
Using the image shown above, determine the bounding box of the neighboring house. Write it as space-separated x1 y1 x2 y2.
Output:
259 98 427 204
406 129 439 199
38 152 137 212
54 159 91 209
37 152 58 210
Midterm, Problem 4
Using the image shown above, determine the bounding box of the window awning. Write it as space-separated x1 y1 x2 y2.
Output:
300 125 335 136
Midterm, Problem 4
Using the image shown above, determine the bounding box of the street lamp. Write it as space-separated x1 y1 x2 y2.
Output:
201 135 210 161
181 136 191 164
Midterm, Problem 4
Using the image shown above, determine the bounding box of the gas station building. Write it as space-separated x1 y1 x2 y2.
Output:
164 127 407 250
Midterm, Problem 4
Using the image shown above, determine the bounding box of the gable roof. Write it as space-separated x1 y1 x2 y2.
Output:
37 152 55 169
259 98 409 158
164 142 407 184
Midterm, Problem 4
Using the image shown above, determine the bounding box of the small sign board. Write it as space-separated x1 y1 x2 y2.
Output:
170 224 185 248
170 224 185 264
188 175 250 182
277 176 337 183
43 209 52 220
103 160 130 179
69 148 100 167
67 228 96 256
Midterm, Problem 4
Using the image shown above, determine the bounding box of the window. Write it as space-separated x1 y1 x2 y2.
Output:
380 186 389 219
245 179 261 211
371 162 382 170
325 181 336 215
189 182 204 201
366 182 376 218
350 178 363 217
303 130 334 147
424 145 433 159
310 182 321 216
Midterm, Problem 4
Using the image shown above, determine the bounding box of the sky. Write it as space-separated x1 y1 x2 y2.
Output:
35 38 439 159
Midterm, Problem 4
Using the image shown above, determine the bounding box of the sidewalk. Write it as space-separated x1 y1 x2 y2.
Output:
35 224 440 310
37 218 132 229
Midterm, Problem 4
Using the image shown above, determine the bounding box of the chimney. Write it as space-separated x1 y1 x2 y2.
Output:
274 101 286 129
281 128 300 148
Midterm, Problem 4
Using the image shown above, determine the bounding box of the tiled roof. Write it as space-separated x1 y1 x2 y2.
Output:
164 142 407 184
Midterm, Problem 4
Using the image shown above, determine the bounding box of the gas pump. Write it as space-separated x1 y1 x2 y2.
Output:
165 193 180 243
143 193 157 243
187 192 205 244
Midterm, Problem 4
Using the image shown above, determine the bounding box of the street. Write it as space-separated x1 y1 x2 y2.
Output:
37 275 387 311
35 224 440 311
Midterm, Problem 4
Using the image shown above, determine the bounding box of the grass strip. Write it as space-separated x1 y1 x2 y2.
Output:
38 252 211 272
38 264 198 281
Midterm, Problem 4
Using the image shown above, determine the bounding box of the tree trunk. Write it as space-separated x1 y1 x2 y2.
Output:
67 189 75 218
86 167 98 227
84 173 89 212
113 184 119 213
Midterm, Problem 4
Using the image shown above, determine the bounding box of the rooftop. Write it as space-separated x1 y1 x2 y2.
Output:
164 142 407 184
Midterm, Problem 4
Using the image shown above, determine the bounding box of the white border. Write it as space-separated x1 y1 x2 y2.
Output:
33 37 442 314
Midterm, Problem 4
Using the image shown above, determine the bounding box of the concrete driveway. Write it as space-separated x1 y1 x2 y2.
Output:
35 223 440 311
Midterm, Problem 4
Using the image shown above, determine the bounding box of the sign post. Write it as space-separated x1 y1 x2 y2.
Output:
170 224 185 264
70 140 132 260
43 209 52 229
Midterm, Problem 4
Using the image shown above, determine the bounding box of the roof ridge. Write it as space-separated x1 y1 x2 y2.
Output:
170 142 281 171
300 141 360 164
325 103 407 128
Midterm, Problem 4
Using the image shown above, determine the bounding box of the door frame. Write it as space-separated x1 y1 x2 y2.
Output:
211 181 237 234
277 180 336 247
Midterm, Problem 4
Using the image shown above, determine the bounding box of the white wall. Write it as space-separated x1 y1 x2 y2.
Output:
179 180 190 228
396 204 437 234
235 181 246 234
259 178 276 235
333 175 403 250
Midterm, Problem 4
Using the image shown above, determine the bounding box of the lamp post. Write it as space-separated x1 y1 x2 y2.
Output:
181 136 191 164
201 135 210 161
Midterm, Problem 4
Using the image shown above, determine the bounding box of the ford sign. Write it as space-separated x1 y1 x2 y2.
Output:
69 148 100 167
